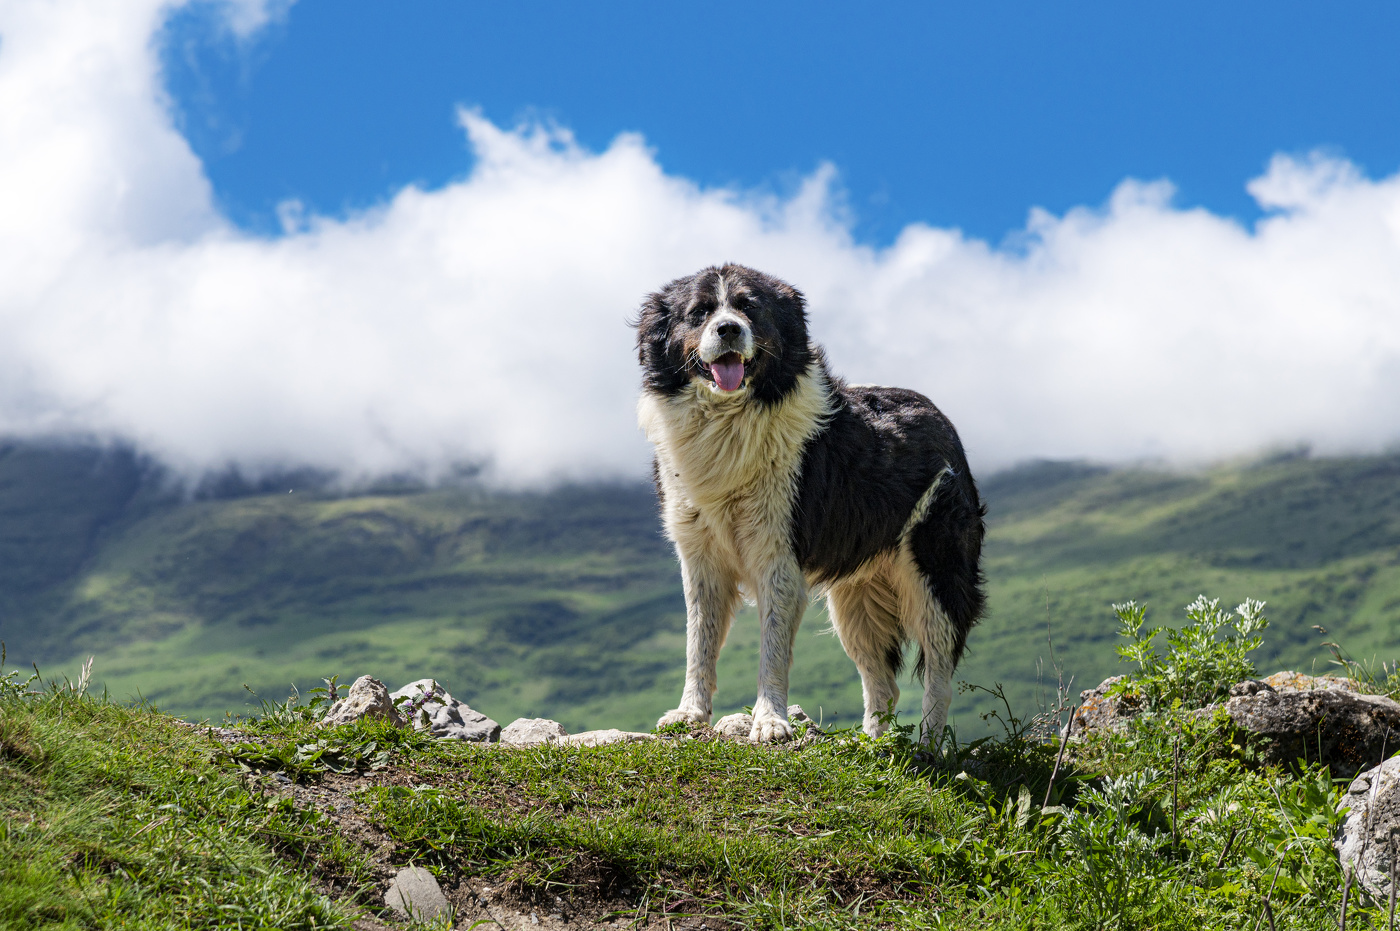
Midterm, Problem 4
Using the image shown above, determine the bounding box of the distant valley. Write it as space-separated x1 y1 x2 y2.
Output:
1 441 1397 736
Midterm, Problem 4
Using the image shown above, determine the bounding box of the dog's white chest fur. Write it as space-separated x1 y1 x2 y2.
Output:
637 364 830 583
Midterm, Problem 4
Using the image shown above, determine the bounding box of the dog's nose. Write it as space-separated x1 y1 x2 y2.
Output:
717 321 742 340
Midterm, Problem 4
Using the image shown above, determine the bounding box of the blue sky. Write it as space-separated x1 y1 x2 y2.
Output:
163 1 1400 244
1 0 1399 481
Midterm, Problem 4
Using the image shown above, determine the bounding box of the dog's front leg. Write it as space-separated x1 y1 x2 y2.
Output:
749 559 806 743
657 552 738 729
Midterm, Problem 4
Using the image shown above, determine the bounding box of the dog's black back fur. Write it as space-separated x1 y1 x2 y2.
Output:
793 378 986 666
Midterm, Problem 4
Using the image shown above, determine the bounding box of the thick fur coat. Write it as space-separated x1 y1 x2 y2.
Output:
635 264 985 742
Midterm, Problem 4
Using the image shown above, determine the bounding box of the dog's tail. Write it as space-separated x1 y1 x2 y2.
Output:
908 468 987 679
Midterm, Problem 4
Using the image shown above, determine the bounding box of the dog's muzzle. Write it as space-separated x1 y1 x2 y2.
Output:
699 314 754 392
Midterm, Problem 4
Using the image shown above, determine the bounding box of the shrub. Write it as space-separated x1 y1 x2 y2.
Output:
1111 595 1269 711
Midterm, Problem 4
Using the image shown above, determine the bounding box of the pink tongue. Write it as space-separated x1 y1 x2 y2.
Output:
711 359 745 391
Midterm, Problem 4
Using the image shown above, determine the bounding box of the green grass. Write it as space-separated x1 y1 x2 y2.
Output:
0 676 357 929
2 444 1399 736
1 650 1383 931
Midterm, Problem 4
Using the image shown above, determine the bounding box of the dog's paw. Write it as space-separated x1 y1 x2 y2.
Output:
749 713 794 743
657 708 709 729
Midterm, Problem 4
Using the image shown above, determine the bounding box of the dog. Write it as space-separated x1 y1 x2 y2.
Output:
634 264 986 743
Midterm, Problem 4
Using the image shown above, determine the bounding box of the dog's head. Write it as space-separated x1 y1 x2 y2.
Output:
634 264 813 404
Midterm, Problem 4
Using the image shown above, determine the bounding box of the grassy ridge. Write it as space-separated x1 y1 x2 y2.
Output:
0 659 1366 930
2 443 1399 734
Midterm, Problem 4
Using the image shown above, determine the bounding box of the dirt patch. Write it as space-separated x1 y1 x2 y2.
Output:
260 767 735 930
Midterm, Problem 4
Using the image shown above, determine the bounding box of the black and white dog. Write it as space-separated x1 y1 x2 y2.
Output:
635 264 985 743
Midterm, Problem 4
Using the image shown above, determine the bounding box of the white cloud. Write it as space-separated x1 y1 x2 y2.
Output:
1 0 1399 486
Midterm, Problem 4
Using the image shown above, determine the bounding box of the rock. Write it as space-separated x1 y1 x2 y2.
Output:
711 708 815 741
787 704 823 733
500 717 568 745
1263 671 1358 692
1071 676 1141 734
1336 756 1400 901
714 712 753 738
385 866 451 922
319 676 405 728
389 679 500 742
1225 684 1400 776
557 729 656 747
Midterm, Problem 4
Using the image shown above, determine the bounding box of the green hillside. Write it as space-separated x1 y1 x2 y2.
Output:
2 442 1399 735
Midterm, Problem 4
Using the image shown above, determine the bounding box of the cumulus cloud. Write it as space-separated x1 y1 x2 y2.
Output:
1 0 1398 485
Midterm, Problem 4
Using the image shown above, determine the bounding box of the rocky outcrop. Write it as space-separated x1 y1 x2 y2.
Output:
1072 671 1400 777
1337 757 1400 901
500 717 569 746
1224 677 1400 776
320 676 406 728
390 679 500 742
1071 676 1140 733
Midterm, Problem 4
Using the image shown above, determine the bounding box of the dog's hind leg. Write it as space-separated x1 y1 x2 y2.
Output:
828 568 904 738
658 552 740 729
896 551 961 747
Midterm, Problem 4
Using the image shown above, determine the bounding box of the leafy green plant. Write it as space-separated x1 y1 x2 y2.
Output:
1052 768 1178 929
1112 595 1269 711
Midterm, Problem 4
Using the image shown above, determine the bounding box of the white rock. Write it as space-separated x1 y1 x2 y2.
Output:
713 713 753 738
557 729 656 747
1336 756 1400 901
390 678 500 742
385 866 451 921
319 676 405 728
500 717 568 745
787 704 822 733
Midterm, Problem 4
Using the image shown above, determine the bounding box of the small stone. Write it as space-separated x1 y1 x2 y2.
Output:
714 712 753 738
319 676 406 728
385 866 450 922
787 704 823 733
557 728 655 747
390 679 500 742
500 717 569 745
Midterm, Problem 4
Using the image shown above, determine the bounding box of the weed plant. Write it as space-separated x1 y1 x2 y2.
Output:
1111 595 1269 710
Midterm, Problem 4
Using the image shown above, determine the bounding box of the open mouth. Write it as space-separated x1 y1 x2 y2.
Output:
708 352 746 392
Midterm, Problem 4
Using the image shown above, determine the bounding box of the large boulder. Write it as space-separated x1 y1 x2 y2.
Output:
319 676 406 728
390 679 500 742
1070 672 1400 776
1224 677 1400 776
1336 757 1400 901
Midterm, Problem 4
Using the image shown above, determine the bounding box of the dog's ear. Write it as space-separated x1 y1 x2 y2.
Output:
632 291 669 364
633 291 688 393
772 280 809 326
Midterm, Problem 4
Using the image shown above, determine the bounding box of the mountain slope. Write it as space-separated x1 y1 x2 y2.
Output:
2 443 1398 734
